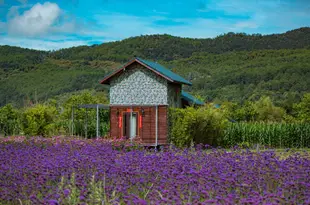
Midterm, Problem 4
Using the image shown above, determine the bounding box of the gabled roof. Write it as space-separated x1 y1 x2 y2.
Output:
181 91 204 106
136 58 192 85
100 57 192 85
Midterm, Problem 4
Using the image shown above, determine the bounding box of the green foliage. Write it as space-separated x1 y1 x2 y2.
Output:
293 93 310 122
0 104 21 136
0 45 46 77
56 173 118 205
61 91 109 137
225 96 288 122
1 28 310 144
223 122 310 148
252 96 286 122
171 49 310 105
1 28 310 107
49 27 310 62
57 174 81 205
88 174 118 204
0 59 118 107
0 91 110 137
22 104 58 136
169 105 228 147
62 91 103 119
168 108 192 147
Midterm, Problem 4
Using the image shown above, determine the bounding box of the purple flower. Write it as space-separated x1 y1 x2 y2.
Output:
63 189 70 197
47 199 58 205
0 136 309 204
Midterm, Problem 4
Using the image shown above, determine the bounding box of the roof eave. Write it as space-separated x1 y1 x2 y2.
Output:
171 80 192 86
100 57 193 86
181 91 204 105
100 58 137 84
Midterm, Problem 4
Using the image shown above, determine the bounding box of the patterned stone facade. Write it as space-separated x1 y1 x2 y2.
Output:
110 64 168 105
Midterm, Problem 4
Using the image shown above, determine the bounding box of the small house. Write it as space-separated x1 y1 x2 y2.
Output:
100 57 203 145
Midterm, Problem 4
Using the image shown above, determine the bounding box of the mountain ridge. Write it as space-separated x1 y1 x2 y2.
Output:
49 27 310 62
0 27 310 107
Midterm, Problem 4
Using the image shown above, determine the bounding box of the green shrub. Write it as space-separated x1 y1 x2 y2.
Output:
169 105 228 147
22 104 58 136
0 104 21 136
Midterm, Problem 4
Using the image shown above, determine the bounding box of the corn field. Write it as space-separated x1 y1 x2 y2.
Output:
223 122 310 148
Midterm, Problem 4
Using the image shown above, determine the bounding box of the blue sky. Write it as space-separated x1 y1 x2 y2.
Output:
0 0 309 50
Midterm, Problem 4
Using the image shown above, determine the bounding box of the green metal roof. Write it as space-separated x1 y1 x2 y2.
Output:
100 57 192 86
135 57 192 85
181 91 204 105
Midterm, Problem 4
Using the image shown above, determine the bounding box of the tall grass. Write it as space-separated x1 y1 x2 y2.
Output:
223 122 310 148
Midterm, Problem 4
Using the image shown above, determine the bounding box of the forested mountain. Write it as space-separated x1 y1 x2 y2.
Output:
50 27 310 61
0 27 310 107
0 46 46 78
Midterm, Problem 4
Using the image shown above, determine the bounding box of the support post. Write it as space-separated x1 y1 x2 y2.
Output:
85 108 88 139
130 106 133 143
155 105 158 147
96 105 99 139
71 106 74 136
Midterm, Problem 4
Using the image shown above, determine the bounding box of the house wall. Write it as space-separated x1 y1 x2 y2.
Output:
110 63 168 105
108 62 184 144
110 106 168 145
168 83 182 108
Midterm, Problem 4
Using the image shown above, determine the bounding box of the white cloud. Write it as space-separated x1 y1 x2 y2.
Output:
234 21 258 29
94 13 159 38
200 0 310 31
1 0 309 50
160 18 235 38
93 13 235 39
1 12 237 51
50 21 77 34
8 2 61 36
7 4 30 19
0 36 91 51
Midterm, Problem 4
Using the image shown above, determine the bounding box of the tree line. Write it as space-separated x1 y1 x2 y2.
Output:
0 91 309 144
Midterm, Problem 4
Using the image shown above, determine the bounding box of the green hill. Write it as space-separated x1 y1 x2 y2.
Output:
50 27 310 61
0 27 310 107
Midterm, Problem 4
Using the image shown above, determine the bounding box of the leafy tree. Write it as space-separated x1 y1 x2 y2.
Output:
293 93 310 122
22 104 58 136
227 101 257 122
252 96 286 122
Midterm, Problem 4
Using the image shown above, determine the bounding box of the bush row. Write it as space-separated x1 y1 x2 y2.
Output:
169 107 310 148
0 91 110 138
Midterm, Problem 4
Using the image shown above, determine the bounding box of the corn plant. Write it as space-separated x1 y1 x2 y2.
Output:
223 122 310 148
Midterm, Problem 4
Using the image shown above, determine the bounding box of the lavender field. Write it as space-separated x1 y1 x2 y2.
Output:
0 137 310 205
